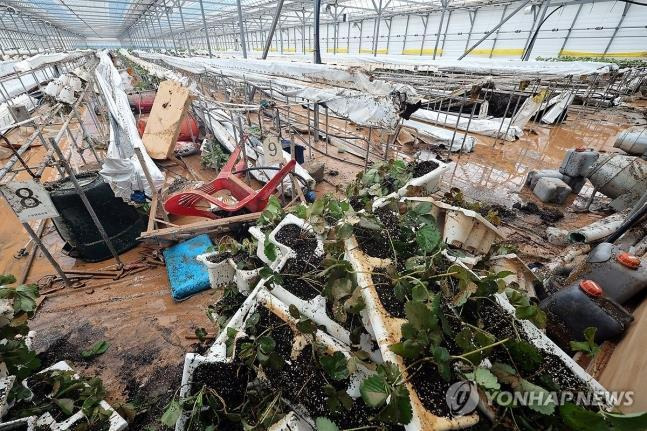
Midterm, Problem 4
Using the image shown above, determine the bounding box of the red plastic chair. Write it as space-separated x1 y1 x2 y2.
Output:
164 146 296 219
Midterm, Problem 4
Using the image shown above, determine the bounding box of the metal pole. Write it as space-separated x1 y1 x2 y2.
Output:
433 0 447 60
313 0 322 63
558 2 582 57
47 138 123 267
459 0 533 60
262 0 285 59
603 2 630 56
22 222 72 288
236 0 248 58
199 0 213 57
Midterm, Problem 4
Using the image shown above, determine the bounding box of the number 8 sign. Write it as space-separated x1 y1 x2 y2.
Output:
261 137 285 165
0 180 59 223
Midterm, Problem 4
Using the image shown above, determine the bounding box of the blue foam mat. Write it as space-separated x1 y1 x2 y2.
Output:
163 234 213 300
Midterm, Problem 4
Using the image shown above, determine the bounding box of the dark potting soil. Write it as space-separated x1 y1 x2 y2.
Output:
279 257 323 300
190 361 255 407
275 224 318 257
372 270 406 318
354 208 400 259
404 359 453 418
256 306 296 360
513 202 564 224
232 250 263 270
206 251 231 263
411 160 439 178
349 196 367 212
264 345 403 430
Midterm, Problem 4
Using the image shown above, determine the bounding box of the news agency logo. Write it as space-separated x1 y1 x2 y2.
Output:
446 381 479 416
445 380 635 416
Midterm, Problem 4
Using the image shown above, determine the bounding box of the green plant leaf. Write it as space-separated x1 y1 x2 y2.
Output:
288 304 301 319
570 327 600 357
411 283 429 302
264 238 277 262
160 399 182 426
405 301 437 331
257 336 276 355
360 375 389 408
604 411 647 431
336 223 354 240
296 319 317 334
470 367 500 390
559 403 607 431
13 284 39 314
81 340 110 359
315 417 340 431
507 340 542 373
194 327 207 342
416 223 441 253
54 398 75 416
319 351 350 381
0 274 16 285
519 379 555 415
389 339 422 359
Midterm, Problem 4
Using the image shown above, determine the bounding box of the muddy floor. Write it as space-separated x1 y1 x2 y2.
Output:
1 95 646 428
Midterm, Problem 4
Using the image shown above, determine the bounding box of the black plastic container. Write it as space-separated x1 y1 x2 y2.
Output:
539 279 633 346
46 171 146 262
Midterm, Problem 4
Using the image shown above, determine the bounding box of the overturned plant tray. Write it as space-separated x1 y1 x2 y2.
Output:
24 361 127 431
344 236 479 430
196 251 236 289
405 197 503 255
177 282 372 431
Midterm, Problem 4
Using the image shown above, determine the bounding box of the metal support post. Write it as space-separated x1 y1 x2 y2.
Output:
199 0 213 57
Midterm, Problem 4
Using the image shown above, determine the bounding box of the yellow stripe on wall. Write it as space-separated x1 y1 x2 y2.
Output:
359 48 388 54
283 48 296 53
401 48 443 55
466 48 524 57
326 47 349 53
560 50 647 58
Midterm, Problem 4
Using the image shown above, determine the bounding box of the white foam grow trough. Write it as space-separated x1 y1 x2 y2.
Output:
0 416 36 430
196 251 236 289
22 361 127 431
345 236 479 430
176 281 370 431
398 158 449 195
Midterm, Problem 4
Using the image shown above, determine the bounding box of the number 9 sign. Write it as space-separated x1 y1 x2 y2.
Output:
261 137 285 165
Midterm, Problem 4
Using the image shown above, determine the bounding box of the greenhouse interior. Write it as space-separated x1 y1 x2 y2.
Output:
1 0 647 430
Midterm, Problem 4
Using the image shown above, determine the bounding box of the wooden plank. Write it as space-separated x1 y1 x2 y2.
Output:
139 211 263 242
598 298 647 412
141 80 192 160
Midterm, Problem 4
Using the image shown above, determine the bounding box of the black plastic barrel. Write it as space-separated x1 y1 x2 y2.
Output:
539 279 633 346
46 171 146 262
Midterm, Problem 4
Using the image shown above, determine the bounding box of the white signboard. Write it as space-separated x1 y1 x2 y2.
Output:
261 137 285 166
0 180 59 223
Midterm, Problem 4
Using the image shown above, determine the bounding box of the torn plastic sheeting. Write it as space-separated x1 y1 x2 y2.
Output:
13 51 89 73
403 119 475 152
268 54 618 77
0 69 50 103
410 108 522 141
541 91 575 124
119 49 191 87
95 50 164 201
131 51 406 131
135 50 418 99
202 108 315 191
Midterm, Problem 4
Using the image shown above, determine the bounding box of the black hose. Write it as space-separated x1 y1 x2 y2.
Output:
607 202 647 243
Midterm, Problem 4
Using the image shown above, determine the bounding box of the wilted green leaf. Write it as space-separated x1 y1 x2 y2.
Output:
360 375 389 408
81 340 109 359
319 351 350 381
315 417 340 431
160 399 182 426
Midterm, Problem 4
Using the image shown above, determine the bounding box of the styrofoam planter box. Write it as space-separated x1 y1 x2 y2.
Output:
227 258 262 295
398 158 449 195
196 251 236 290
0 416 36 430
177 282 369 431
344 236 479 430
22 361 127 431
0 375 15 419
406 197 503 255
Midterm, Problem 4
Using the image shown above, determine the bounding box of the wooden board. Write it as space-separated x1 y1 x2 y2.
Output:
598 298 647 412
141 80 192 160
